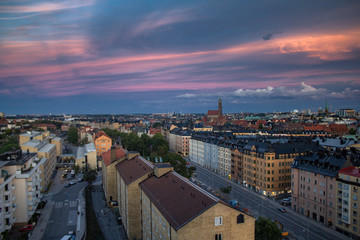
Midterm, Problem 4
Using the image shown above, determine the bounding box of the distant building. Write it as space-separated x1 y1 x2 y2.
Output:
336 109 356 117
76 143 97 169
207 97 223 122
169 129 191 156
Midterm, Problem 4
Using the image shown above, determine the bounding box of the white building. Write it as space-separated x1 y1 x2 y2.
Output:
0 161 16 232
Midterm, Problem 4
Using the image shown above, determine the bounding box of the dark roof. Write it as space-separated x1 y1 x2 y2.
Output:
102 147 127 166
207 110 219 116
95 131 110 139
4 153 37 166
140 171 219 230
292 153 346 177
116 156 153 185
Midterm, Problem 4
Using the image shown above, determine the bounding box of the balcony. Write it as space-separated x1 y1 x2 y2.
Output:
4 190 10 196
4 201 11 207
11 185 15 191
5 224 11 231
27 181 34 187
4 212 12 218
12 196 15 201
27 191 34 196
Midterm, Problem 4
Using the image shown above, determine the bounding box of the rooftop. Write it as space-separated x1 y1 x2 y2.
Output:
116 156 153 185
339 167 360 178
140 171 221 230
102 147 127 166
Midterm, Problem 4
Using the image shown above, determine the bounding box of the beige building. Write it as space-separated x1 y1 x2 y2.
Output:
116 155 154 239
1 151 44 225
140 168 255 240
292 153 350 228
19 131 50 146
21 140 56 192
0 161 16 232
94 131 112 157
76 143 97 170
49 136 63 157
169 130 191 156
335 167 360 239
241 140 321 196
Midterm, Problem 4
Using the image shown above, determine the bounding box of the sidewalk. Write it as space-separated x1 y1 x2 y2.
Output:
75 186 87 240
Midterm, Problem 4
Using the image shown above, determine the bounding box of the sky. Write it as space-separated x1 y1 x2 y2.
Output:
0 0 360 115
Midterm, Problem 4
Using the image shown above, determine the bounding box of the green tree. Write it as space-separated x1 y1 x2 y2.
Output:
162 152 193 178
152 133 167 152
83 168 97 185
0 136 20 154
255 217 282 240
141 134 152 148
349 128 356 135
81 135 89 145
5 129 12 136
102 128 121 142
67 126 79 144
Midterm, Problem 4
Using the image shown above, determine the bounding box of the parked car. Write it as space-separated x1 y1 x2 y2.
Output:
109 201 118 206
117 217 122 225
65 183 70 187
278 207 286 213
61 231 75 240
19 224 33 232
69 180 76 185
77 178 83 182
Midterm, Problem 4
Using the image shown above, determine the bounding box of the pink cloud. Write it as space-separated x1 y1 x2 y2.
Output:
0 1 95 13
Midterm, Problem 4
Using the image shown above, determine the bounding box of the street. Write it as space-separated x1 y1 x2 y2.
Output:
192 163 349 240
41 171 87 240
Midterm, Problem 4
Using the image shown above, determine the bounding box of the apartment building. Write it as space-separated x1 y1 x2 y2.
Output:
204 140 219 172
189 137 205 166
169 129 191 156
335 167 360 239
242 140 322 196
19 131 50 146
292 153 350 228
49 136 63 157
116 155 154 239
218 143 231 178
76 143 97 170
231 148 243 184
0 161 16 232
94 131 112 157
21 140 56 192
139 168 255 240
1 151 44 225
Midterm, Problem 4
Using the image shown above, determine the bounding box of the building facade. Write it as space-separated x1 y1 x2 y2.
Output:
94 131 112 157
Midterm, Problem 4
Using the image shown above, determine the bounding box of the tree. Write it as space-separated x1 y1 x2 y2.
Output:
83 168 97 185
349 128 356 135
255 217 282 240
67 126 79 144
81 135 89 145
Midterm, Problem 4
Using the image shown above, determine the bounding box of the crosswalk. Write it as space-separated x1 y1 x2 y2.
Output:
54 200 78 208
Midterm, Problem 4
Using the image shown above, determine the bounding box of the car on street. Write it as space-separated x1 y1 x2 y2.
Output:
69 180 76 185
65 183 70 187
278 207 286 213
77 178 83 182
19 224 33 232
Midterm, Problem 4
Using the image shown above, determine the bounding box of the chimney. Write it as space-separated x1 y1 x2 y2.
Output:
154 162 174 178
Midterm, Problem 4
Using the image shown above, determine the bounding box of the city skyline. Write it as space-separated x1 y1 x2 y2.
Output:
0 0 359 114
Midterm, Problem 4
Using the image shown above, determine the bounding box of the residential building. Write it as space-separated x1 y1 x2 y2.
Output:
21 140 56 192
116 155 154 239
335 167 360 239
218 143 232 178
169 129 191 156
189 137 205 166
231 148 243 184
49 136 63 157
0 161 16 232
242 140 322 196
292 152 350 228
19 131 50 146
336 109 356 117
76 143 97 170
1 151 44 225
101 146 139 204
94 131 112 157
140 167 255 240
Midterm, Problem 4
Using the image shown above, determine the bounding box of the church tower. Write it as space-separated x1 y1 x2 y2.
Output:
218 97 222 117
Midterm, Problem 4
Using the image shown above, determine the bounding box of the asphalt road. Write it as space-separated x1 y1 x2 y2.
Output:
42 175 87 240
192 163 349 240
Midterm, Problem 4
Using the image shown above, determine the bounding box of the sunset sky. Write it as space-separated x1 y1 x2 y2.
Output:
1 0 359 114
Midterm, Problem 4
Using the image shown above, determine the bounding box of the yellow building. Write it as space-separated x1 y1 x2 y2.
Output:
116 155 154 239
241 140 321 196
19 131 50 146
76 143 97 170
140 168 255 240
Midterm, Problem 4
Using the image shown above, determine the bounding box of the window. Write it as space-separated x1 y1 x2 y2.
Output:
215 234 223 240
215 216 223 226
237 214 244 224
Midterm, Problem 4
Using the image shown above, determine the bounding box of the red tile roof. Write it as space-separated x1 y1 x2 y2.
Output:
339 167 360 178
207 110 219 116
116 156 153 185
140 171 219 230
95 131 110 140
102 147 127 166
0 118 8 125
